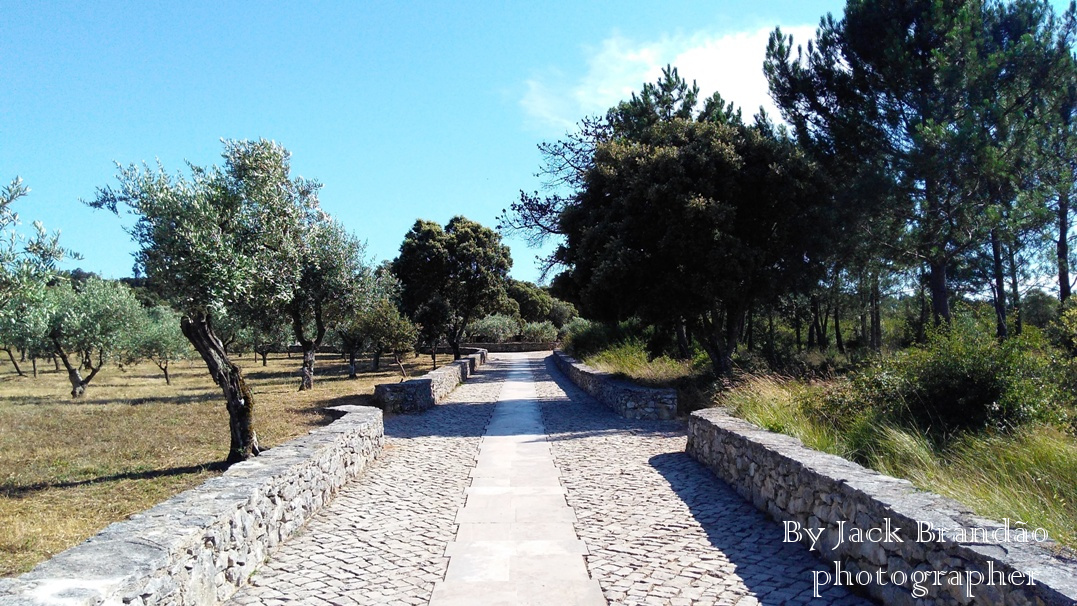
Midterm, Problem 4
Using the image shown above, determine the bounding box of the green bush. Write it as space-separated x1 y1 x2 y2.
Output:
521 320 557 342
561 318 652 358
829 317 1073 431
467 314 519 343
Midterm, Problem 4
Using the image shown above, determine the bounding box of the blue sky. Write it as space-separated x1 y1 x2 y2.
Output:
5 0 1063 284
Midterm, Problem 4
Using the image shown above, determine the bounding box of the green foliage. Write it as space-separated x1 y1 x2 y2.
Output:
506 280 553 323
765 0 1076 323
520 320 557 343
359 298 419 357
547 298 578 329
467 314 519 343
827 316 1073 431
242 315 291 360
0 177 75 366
90 140 318 321
1023 289 1058 330
554 68 829 374
123 306 191 380
393 216 512 355
582 339 701 387
560 319 637 358
47 278 145 362
559 317 593 352
1 177 72 304
285 216 370 347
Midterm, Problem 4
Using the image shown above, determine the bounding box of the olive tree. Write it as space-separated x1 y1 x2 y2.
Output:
127 305 191 384
46 278 145 397
336 265 404 377
284 217 369 390
1 177 72 375
89 139 316 462
244 314 291 367
358 298 418 377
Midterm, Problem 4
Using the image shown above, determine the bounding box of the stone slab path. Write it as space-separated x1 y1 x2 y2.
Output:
226 353 873 606
429 362 604 605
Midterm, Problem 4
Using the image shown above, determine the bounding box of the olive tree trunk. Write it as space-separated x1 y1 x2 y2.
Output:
181 313 260 464
291 303 326 392
52 340 101 398
3 348 24 377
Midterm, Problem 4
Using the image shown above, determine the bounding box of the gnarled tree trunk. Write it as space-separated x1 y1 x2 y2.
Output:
181 313 259 464
52 340 101 398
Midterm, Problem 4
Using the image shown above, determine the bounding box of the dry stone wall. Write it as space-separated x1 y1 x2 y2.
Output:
373 348 487 414
687 408 1077 606
551 350 677 420
0 406 383 606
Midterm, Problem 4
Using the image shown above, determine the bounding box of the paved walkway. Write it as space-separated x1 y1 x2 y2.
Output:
227 353 871 606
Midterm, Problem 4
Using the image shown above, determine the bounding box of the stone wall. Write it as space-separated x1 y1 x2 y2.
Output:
687 408 1077 605
551 351 677 420
373 348 487 414
0 406 384 606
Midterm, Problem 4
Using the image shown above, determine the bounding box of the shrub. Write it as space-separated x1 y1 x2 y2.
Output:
561 318 648 358
829 317 1073 431
467 314 519 343
521 320 557 343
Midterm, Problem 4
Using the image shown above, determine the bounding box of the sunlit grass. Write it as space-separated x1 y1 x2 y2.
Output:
582 339 700 386
0 351 451 576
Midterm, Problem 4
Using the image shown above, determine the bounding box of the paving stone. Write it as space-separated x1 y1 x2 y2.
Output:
224 358 505 606
226 353 873 606
530 354 874 606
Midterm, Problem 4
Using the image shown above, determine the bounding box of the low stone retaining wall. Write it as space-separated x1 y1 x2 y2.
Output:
0 406 384 606
687 408 1077 605
373 348 487 414
551 350 677 420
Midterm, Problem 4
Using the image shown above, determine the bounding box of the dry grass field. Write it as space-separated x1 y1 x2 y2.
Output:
0 351 450 577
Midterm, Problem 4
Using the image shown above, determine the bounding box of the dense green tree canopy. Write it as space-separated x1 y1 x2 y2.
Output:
765 0 1077 323
393 216 512 360
555 109 828 373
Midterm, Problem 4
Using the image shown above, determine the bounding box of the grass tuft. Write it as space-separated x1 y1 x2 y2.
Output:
582 339 700 386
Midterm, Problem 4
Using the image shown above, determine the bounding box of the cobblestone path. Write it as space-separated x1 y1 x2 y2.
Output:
228 353 872 606
226 358 506 606
531 354 871 606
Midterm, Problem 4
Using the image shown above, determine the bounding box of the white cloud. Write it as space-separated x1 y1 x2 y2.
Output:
521 24 818 135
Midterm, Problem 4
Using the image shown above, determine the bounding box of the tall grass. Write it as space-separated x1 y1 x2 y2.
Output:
582 339 700 386
718 375 1077 549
